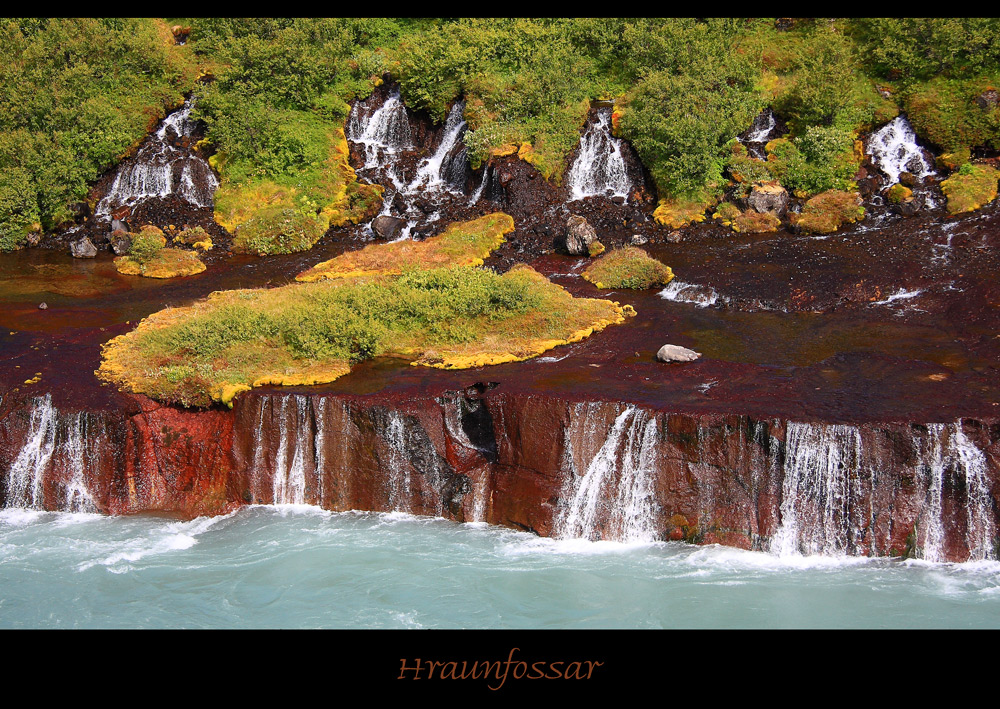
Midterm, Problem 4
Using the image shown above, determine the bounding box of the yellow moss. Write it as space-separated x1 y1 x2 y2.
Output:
297 212 514 282
588 241 605 257
653 195 713 229
491 144 519 157
213 383 252 408
192 239 213 251
941 164 999 215
115 248 206 278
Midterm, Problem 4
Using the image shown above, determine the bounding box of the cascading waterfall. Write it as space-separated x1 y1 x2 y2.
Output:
744 109 778 143
555 404 659 542
272 396 312 505
867 115 935 186
919 423 997 562
95 99 218 218
382 411 413 512
566 108 632 201
5 395 57 509
347 87 412 186
407 99 467 194
4 395 97 512
770 423 868 557
249 395 319 505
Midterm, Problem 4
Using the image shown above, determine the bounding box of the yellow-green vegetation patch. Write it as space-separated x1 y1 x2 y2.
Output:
732 209 781 234
652 194 714 229
886 183 913 204
214 126 383 256
582 246 674 290
98 263 633 408
113 225 207 279
790 190 865 234
172 226 213 251
712 202 741 226
297 212 515 282
941 163 999 214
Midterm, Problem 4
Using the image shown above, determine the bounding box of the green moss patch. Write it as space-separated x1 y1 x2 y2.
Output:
790 189 865 234
582 246 674 289
941 163 999 214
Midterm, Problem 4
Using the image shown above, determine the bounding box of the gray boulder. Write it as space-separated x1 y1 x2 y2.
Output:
747 183 789 218
564 215 598 256
110 231 132 255
656 344 701 363
70 237 97 259
371 215 407 240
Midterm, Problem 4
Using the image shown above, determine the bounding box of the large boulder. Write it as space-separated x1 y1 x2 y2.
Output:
69 237 98 259
564 215 598 256
747 182 789 218
371 215 407 240
656 344 701 363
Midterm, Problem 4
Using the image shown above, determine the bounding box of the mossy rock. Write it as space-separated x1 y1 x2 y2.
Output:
886 183 913 204
941 163 999 215
653 195 713 229
115 247 206 278
732 209 781 234
790 190 865 234
582 246 674 289
712 202 741 225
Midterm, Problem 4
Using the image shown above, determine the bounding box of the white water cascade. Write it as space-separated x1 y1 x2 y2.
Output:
566 108 632 202
96 99 218 218
382 411 413 512
406 99 467 195
744 109 778 143
867 115 935 186
555 404 659 542
919 423 997 562
347 87 413 185
272 396 312 505
4 395 98 512
659 280 722 308
249 395 321 506
770 423 868 557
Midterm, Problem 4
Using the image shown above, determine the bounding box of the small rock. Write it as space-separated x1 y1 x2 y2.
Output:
656 344 701 363
665 231 682 243
69 237 97 259
898 171 917 188
110 231 132 256
26 232 42 247
111 205 131 221
563 214 598 256
976 88 1000 111
630 234 648 246
611 196 626 206
110 218 128 234
371 215 407 240
38 302 47 310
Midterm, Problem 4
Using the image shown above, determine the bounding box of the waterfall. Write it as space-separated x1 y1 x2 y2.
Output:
407 100 467 194
348 87 413 172
271 395 313 505
566 108 632 201
744 109 777 143
919 423 996 562
659 280 721 308
770 423 866 557
555 404 659 542
382 411 413 512
5 395 57 509
4 395 97 512
771 421 997 561
95 99 218 219
867 115 935 186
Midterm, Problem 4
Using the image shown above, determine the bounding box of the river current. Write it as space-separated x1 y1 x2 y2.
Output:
2 505 998 628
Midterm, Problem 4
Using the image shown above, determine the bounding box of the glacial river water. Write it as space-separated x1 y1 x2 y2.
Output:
2 505 999 629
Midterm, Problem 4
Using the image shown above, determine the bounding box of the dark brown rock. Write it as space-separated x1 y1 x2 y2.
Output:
371 215 407 240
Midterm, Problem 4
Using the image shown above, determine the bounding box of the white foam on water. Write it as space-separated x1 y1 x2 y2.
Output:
868 115 935 185
872 288 923 306
659 280 720 307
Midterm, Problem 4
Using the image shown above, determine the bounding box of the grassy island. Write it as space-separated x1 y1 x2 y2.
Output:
99 215 633 408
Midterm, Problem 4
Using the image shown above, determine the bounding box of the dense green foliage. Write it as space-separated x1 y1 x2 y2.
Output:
11 17 1000 248
0 18 195 250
